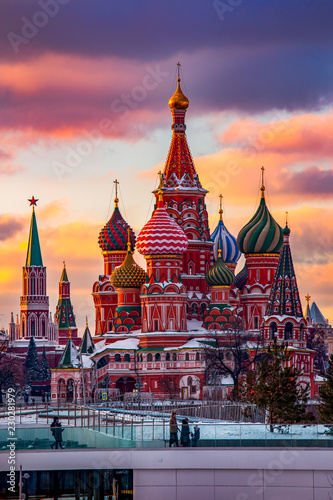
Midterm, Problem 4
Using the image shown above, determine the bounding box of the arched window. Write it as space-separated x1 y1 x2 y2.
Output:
187 376 192 386
284 322 293 340
156 269 159 281
22 321 25 337
147 353 153 362
172 353 177 361
185 353 190 361
191 303 198 315
166 353 170 361
31 318 36 337
200 303 207 316
115 354 121 362
195 352 200 361
124 353 130 362
189 265 193 275
270 322 277 340
124 294 127 304
300 324 305 341
155 353 161 361
42 319 46 337
97 356 108 369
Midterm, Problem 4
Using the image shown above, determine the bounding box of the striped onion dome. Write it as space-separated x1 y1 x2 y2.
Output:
136 193 188 255
111 247 147 289
235 262 248 290
211 218 241 264
205 254 235 287
98 201 136 252
237 189 283 254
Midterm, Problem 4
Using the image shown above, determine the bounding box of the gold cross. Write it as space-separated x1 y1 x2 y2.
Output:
114 179 119 198
219 194 223 220
305 294 311 304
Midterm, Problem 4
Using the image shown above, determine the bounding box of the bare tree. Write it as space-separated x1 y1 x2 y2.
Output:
0 340 24 403
202 319 264 400
158 375 178 399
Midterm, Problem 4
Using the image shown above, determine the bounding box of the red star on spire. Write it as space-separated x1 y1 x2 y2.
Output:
28 196 38 206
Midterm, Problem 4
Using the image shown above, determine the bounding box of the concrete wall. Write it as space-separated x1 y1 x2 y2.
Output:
1 448 332 499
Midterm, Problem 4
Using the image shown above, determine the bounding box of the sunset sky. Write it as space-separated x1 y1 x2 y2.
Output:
1 0 333 333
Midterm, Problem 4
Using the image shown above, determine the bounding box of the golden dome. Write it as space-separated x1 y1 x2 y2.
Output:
168 78 189 110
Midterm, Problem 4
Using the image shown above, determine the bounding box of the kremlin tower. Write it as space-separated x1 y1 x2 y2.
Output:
55 262 80 346
155 64 213 320
92 180 136 334
20 197 57 342
237 169 283 331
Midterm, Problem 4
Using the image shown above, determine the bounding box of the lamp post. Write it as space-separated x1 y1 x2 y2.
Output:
134 350 143 410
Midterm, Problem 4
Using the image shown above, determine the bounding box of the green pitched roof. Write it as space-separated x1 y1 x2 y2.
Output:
60 263 69 282
58 337 79 368
26 208 43 267
80 323 95 355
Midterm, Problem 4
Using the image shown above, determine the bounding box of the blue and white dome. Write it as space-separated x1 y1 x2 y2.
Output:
211 218 241 264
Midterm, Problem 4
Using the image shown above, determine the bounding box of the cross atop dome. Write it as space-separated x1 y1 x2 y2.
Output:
260 166 265 198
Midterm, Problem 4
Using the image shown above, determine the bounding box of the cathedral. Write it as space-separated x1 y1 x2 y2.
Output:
8 69 317 401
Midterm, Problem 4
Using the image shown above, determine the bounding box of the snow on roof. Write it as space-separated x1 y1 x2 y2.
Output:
82 354 94 369
95 338 140 353
164 338 203 351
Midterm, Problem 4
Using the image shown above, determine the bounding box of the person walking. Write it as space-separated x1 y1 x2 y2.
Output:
169 412 179 447
180 418 190 447
191 425 200 447
50 417 64 449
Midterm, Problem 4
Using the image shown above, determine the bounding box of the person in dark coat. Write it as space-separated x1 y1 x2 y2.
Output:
50 417 64 449
180 418 190 447
191 425 200 447
169 412 179 447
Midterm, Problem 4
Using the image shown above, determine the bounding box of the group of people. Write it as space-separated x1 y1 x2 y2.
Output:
169 411 200 447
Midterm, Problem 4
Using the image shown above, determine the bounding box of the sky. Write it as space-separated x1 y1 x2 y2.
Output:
1 0 333 333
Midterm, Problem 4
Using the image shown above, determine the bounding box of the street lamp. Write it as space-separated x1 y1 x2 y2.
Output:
134 350 143 409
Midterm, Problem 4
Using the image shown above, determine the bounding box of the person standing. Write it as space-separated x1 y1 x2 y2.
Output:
191 425 200 447
169 412 179 447
180 418 190 447
50 417 64 449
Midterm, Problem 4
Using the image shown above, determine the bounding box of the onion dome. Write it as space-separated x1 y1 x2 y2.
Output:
235 262 248 290
111 234 146 288
205 243 235 287
211 195 241 264
237 169 283 254
168 65 189 110
136 191 188 255
98 197 136 252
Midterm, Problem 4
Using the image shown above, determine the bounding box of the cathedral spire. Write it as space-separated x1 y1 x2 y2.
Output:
60 261 69 282
26 198 43 267
266 222 303 318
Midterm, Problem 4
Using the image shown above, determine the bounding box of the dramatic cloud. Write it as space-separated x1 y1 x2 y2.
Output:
0 216 24 240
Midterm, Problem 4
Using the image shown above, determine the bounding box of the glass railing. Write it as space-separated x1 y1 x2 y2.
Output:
0 423 332 450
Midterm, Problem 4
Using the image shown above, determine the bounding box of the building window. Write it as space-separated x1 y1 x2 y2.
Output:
124 354 130 362
166 353 170 361
185 353 190 361
147 353 153 362
115 354 121 362
284 322 293 340
172 353 177 361
124 294 127 304
31 319 36 337
156 269 159 281
195 352 200 361
155 353 161 361
191 303 198 315
154 320 158 331
257 270 259 281
270 322 277 340
254 317 258 329
42 319 46 337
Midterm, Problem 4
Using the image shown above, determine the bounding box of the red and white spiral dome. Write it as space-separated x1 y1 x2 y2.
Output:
136 193 188 255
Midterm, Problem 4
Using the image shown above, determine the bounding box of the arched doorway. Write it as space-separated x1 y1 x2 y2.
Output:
66 379 74 402
115 377 136 395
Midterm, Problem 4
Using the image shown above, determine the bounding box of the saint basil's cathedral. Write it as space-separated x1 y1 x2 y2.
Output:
8 69 318 401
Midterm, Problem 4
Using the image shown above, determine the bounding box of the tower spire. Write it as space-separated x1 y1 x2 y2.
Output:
260 166 265 198
219 194 223 221
114 179 119 208
26 198 43 267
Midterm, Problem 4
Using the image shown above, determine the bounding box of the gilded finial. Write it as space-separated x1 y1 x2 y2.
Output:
114 179 119 207
260 167 265 198
85 316 88 328
219 194 223 221
63 260 66 268
69 327 72 339
285 211 288 227
127 228 132 253
305 294 311 305
158 170 163 189
218 237 222 259
168 62 189 110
